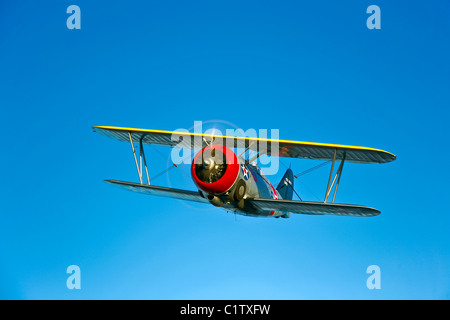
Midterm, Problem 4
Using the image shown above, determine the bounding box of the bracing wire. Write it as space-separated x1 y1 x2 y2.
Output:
150 163 178 181
294 160 330 178
282 160 331 201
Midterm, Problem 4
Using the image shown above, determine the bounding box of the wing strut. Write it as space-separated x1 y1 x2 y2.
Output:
324 151 346 203
128 132 150 185
246 142 267 165
324 149 337 201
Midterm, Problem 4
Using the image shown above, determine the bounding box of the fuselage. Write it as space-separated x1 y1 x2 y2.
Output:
191 144 287 217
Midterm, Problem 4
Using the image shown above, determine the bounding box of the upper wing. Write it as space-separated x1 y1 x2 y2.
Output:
93 126 396 164
105 180 209 204
248 198 380 217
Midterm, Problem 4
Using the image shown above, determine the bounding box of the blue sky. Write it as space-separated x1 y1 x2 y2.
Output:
0 0 449 299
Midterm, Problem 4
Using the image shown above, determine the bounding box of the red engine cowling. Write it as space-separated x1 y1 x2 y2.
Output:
191 145 240 195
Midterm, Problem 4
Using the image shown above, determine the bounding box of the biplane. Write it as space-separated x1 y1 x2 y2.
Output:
93 126 396 218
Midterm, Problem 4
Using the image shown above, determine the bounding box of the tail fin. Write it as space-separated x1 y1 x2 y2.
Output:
276 168 294 200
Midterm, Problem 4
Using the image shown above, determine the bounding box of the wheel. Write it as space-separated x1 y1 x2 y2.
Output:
234 179 246 201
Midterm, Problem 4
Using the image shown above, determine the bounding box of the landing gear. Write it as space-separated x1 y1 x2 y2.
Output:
234 179 246 201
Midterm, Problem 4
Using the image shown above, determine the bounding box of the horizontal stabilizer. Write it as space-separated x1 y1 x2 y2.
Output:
248 198 380 217
105 180 209 204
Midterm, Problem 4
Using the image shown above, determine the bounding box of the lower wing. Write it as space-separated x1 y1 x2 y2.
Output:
105 180 209 204
105 180 379 217
248 198 380 217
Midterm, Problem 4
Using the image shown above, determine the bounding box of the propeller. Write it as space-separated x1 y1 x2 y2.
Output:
194 147 227 183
